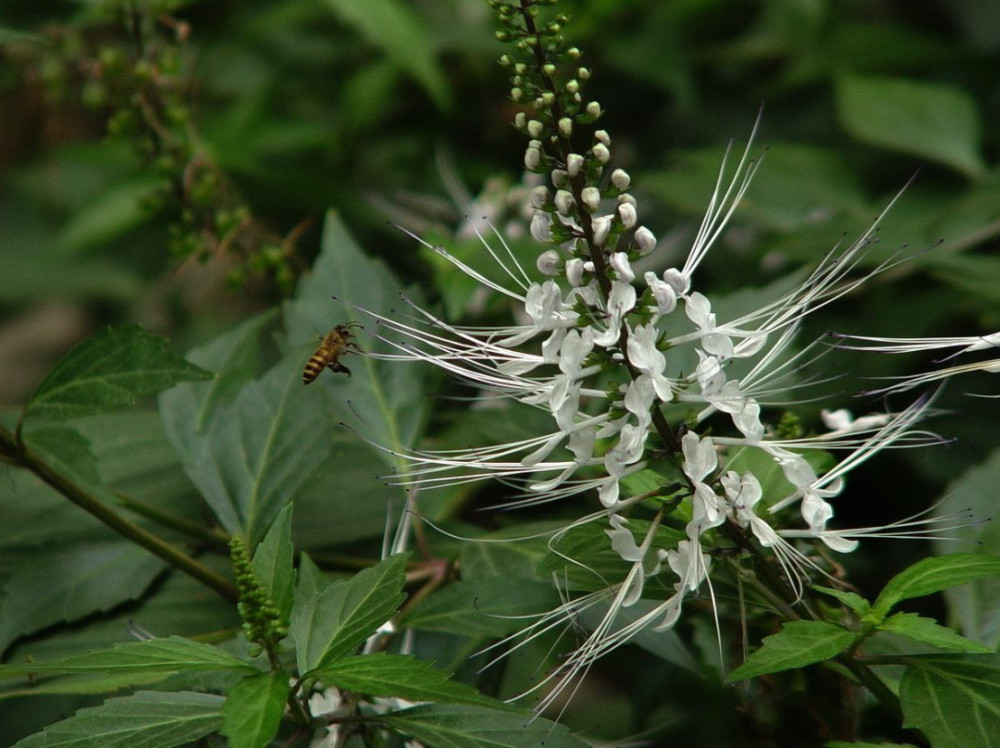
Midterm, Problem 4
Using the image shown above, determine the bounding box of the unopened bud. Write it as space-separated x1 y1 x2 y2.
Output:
536 249 562 275
551 168 568 187
566 153 584 177
578 67 590 81
524 144 541 171
618 202 637 229
580 186 601 213
592 143 610 164
511 87 524 102
527 119 544 138
542 63 556 76
554 189 575 215
558 117 572 138
530 185 550 209
610 251 635 282
514 112 527 129
530 211 552 243
611 168 630 191
568 47 581 59
591 215 612 245
566 257 585 286
586 101 601 118
595 130 610 147
566 79 579 94
634 226 656 256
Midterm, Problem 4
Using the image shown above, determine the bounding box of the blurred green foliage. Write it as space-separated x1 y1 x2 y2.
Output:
2 0 1000 745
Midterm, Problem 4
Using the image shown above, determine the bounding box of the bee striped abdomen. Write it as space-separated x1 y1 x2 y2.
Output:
302 354 327 384
303 324 360 385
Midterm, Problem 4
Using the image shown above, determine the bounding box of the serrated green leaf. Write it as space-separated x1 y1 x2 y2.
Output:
835 74 985 178
10 690 224 748
322 0 452 111
26 325 213 421
0 672 169 701
880 613 992 653
21 425 100 485
813 585 871 615
283 211 428 470
2 411 201 552
251 504 295 626
727 621 855 681
379 704 589 748
161 352 336 546
0 636 257 678
872 554 1000 619
291 553 408 675
220 672 290 748
314 653 500 708
0 540 166 659
900 654 1000 748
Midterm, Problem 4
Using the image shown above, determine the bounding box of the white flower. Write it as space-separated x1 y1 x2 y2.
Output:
581 186 601 212
609 251 634 282
618 201 637 229
611 168 631 190
634 225 656 255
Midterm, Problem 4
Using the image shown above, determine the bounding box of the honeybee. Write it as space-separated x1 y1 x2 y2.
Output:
303 324 361 384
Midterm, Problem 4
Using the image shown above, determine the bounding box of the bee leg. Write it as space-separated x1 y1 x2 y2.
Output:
329 362 352 377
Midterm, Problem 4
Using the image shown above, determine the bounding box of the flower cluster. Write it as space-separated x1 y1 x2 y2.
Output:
353 0 965 709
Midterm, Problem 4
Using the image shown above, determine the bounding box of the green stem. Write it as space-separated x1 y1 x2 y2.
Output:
0 423 238 604
115 491 231 548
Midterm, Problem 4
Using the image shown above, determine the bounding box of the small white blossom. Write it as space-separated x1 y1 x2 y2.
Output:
644 271 677 315
566 257 585 286
618 202 637 229
529 185 549 209
524 140 542 170
554 189 575 215
609 251 634 282
536 249 562 276
591 215 612 246
530 211 551 243
580 186 600 212
634 226 656 255
567 153 584 177
611 168 631 190
592 142 611 164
